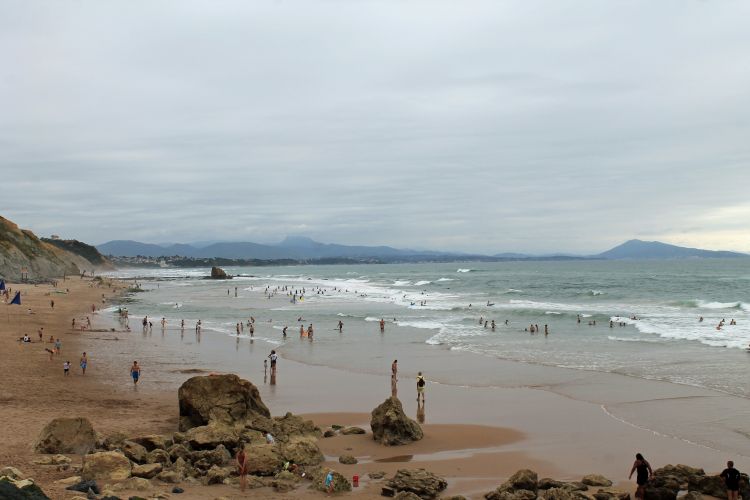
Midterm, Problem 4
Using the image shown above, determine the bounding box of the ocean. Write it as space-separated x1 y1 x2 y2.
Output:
105 259 750 399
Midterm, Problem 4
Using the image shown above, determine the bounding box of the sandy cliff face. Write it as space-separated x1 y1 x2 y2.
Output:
0 216 111 281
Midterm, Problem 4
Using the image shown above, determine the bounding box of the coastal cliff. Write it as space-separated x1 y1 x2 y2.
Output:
0 215 111 281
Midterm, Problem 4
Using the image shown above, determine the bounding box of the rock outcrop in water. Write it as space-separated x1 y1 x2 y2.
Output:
209 266 230 279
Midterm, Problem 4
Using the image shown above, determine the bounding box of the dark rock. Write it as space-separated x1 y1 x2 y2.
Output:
369 471 387 479
33 417 97 455
681 492 702 500
652 464 705 484
323 429 336 438
339 454 358 464
178 374 269 431
642 487 677 500
593 488 630 500
386 468 447 499
210 267 230 279
539 479 565 490
503 469 539 493
688 474 726 498
171 487 184 494
543 488 591 500
370 397 423 446
66 480 100 494
167 444 190 461
648 475 681 492
331 424 343 430
0 480 51 500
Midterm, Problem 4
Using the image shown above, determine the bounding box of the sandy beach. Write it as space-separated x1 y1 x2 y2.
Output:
0 276 742 499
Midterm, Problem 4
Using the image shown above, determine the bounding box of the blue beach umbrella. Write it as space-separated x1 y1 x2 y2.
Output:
9 291 21 305
0 279 5 291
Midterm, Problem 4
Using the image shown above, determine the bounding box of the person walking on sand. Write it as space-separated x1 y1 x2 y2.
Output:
130 361 141 385
416 372 426 403
325 469 335 494
236 441 248 491
629 452 652 499
63 360 70 376
80 352 88 375
720 461 741 500
391 359 398 382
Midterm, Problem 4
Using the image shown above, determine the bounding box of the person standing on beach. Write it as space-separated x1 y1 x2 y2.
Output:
80 352 88 375
338 320 343 333
130 361 141 385
380 318 385 332
416 372 426 403
629 453 652 499
720 461 741 500
63 360 70 376
236 442 248 491
269 350 278 376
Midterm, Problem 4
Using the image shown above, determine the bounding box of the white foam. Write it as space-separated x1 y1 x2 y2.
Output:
457 268 472 273
414 280 431 286
436 278 454 282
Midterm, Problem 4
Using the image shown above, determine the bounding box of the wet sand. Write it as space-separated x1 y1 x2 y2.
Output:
0 277 740 499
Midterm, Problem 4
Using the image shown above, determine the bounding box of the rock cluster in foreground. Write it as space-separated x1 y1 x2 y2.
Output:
10 373 750 499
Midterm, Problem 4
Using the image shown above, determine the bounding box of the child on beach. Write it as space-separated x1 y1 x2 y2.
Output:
64 361 70 376
417 372 426 403
80 352 88 375
325 470 335 494
236 442 248 491
131 361 141 385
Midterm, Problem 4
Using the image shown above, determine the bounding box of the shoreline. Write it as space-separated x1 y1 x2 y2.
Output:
0 277 742 499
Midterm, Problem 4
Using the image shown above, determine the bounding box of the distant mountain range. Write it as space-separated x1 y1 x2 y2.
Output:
595 239 748 260
97 237 749 262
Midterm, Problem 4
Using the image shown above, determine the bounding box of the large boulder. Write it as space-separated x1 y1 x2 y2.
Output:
244 443 283 476
81 451 132 482
542 488 591 500
33 417 96 455
642 487 677 500
503 469 539 493
185 423 240 450
653 464 705 485
688 474 736 499
279 436 324 465
178 374 269 431
386 469 447 499
272 412 321 440
370 397 423 446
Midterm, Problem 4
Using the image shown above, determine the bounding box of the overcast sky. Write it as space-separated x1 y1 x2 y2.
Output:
1 1 749 254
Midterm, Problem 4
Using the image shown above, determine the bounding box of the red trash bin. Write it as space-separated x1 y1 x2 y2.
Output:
353 474 359 487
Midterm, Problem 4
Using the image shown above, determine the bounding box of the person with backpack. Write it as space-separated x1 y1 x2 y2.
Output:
416 372 426 404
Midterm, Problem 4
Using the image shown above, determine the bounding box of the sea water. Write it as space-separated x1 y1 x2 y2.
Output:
105 259 750 399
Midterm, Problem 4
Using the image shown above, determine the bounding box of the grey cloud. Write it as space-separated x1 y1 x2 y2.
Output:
1 0 749 253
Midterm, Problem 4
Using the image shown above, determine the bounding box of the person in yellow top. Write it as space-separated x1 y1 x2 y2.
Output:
416 372 426 404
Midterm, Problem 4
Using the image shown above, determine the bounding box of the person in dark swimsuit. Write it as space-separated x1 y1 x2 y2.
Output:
720 460 741 500
629 453 652 499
